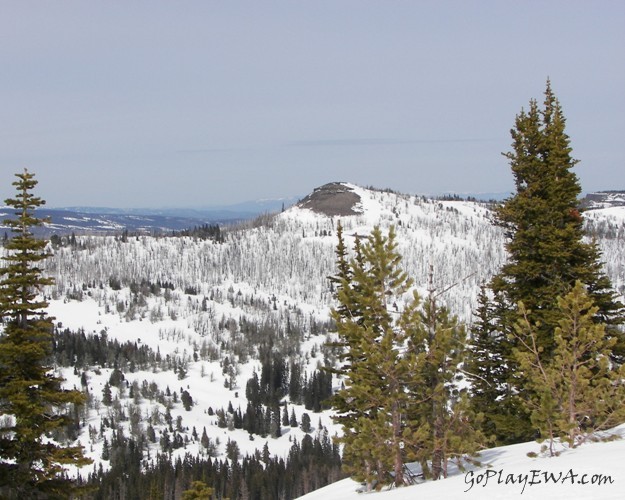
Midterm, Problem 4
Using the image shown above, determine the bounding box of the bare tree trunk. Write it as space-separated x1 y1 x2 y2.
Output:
392 400 404 486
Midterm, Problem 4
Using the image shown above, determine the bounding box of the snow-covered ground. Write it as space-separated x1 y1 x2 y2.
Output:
49 295 339 470
299 425 625 499
6 183 623 491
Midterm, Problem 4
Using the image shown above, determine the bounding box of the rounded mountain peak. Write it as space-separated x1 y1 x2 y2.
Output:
296 182 362 217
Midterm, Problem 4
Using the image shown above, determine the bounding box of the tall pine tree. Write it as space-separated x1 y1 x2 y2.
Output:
467 81 625 444
330 225 414 488
0 169 91 499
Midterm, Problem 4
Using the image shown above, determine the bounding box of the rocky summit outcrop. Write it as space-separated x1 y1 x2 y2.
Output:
581 191 625 210
295 182 362 216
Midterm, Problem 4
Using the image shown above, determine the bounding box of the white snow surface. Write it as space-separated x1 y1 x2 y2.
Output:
299 426 625 499
48 295 338 473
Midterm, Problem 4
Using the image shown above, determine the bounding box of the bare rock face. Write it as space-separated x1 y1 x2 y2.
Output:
581 191 625 209
296 182 362 216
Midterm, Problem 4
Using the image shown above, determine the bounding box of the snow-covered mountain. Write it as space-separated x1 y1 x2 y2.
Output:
4 181 625 496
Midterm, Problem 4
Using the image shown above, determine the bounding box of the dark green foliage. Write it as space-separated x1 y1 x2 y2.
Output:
303 370 333 412
53 328 162 371
82 431 342 499
181 389 193 411
0 170 91 498
493 81 623 353
288 361 303 403
259 348 288 406
173 223 224 242
225 438 240 461
465 288 533 444
102 382 113 406
467 82 625 444
300 413 312 433
289 407 298 427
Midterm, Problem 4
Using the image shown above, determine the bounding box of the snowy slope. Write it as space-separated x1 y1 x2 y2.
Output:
298 425 625 499
48 296 338 469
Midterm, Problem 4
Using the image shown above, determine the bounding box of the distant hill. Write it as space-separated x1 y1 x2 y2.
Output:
581 190 625 209
0 207 233 236
0 196 300 236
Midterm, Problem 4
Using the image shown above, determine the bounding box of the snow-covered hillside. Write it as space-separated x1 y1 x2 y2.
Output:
4 182 625 495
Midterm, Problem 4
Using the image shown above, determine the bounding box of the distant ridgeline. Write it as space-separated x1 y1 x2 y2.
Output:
0 207 241 237
1 188 620 238
581 191 625 209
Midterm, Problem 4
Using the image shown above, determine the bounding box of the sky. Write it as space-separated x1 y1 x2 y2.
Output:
1 1 624 208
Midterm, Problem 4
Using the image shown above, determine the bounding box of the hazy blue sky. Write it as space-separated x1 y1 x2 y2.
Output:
1 1 624 208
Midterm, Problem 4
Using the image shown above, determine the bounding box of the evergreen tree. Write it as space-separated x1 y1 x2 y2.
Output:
402 271 487 480
512 282 625 455
329 226 415 488
182 480 215 500
102 381 113 406
289 408 298 427
468 82 625 443
494 81 622 349
465 288 532 444
181 389 193 411
300 413 311 434
0 169 91 498
329 227 484 488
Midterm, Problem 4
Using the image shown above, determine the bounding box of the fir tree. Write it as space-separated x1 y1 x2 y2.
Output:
494 81 622 351
300 413 311 433
0 169 91 498
469 81 625 443
289 408 298 427
402 270 487 480
329 226 414 487
465 288 532 444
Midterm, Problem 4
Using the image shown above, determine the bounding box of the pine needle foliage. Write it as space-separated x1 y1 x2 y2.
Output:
182 480 216 499
467 81 625 444
329 225 486 489
512 281 625 455
0 169 91 499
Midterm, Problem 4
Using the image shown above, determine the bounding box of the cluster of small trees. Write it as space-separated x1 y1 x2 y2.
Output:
244 353 332 413
83 432 342 499
172 223 224 242
329 223 486 489
329 82 625 491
